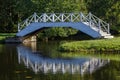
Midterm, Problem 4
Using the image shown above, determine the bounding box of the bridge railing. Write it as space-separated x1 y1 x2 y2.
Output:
18 14 36 31
34 13 84 22
86 13 110 34
18 12 110 34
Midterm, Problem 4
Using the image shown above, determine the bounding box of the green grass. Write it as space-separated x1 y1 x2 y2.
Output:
0 33 16 42
59 37 120 52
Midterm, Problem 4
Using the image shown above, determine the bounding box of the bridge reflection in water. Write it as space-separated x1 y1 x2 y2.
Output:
17 45 109 75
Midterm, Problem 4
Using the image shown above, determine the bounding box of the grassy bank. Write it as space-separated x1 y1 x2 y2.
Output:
59 37 120 52
0 33 16 43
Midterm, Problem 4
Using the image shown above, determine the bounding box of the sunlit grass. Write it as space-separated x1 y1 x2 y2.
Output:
0 33 16 36
59 37 120 52
0 33 16 41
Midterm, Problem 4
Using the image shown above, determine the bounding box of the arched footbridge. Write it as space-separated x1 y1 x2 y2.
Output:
16 12 113 42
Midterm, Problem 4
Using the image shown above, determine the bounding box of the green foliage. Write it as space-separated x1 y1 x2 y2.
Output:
0 33 15 42
38 27 78 39
86 0 120 32
32 0 87 13
59 37 120 52
0 0 35 32
106 1 120 32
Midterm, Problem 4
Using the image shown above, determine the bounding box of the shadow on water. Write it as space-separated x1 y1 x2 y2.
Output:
0 41 120 80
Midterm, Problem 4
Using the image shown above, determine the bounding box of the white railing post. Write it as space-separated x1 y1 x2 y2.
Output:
33 12 37 22
25 19 29 26
107 24 110 34
52 13 55 22
80 12 83 22
89 12 92 27
43 13 47 22
98 19 101 33
18 23 20 32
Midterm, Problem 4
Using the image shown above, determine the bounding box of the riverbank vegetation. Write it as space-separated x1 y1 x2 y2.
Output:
37 27 78 40
0 33 15 42
59 37 120 52
37 27 93 41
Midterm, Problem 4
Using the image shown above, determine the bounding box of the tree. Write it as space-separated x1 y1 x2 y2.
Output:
106 1 120 31
85 0 120 32
0 0 36 32
38 27 78 40
0 0 16 32
31 0 87 13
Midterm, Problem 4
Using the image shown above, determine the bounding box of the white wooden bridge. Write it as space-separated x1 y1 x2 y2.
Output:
16 12 113 42
17 45 110 74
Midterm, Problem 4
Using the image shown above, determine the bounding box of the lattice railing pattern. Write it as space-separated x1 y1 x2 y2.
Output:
18 12 110 34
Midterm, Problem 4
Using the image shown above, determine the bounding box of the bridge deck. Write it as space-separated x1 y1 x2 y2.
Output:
17 22 101 38
17 12 113 40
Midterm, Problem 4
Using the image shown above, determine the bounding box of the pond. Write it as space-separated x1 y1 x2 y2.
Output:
0 41 120 80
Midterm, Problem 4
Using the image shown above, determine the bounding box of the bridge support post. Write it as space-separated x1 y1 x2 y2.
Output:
98 19 101 33
43 13 47 22
31 36 37 42
33 12 37 22
80 12 83 22
23 36 37 43
89 12 92 26
18 23 20 32
107 24 110 34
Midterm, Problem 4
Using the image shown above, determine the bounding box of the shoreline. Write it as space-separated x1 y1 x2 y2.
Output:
0 33 16 43
59 37 120 52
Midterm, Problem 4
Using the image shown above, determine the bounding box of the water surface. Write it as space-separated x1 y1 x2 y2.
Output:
0 41 120 80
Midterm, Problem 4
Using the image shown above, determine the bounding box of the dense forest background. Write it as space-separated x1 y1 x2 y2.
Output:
0 0 120 38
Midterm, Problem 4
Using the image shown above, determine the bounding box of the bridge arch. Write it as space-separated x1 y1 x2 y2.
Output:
16 12 113 42
17 22 101 38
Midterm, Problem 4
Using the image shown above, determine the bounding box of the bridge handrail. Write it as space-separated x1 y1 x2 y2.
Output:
18 12 84 31
86 13 110 34
18 12 110 34
18 15 34 31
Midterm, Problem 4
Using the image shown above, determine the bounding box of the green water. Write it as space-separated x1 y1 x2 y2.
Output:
0 41 120 80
